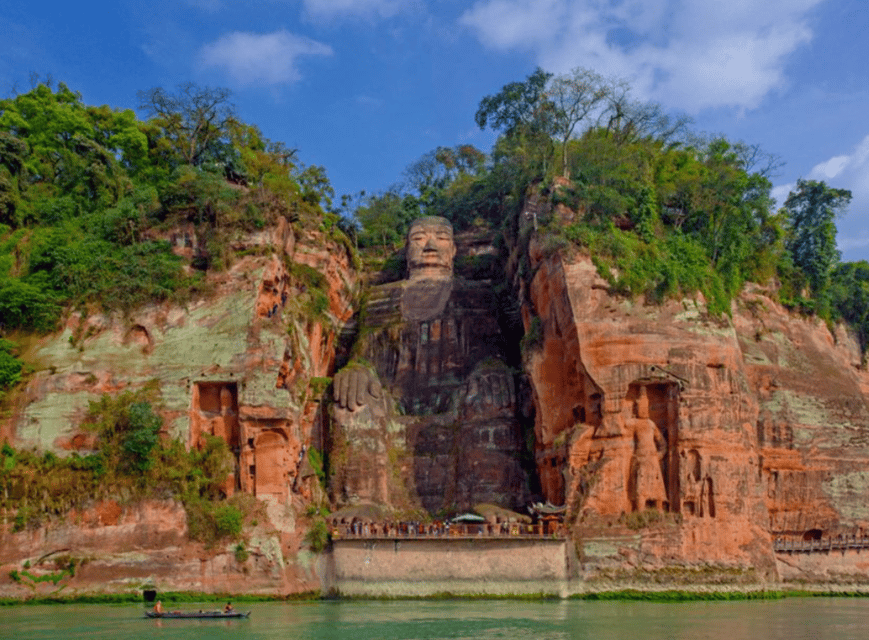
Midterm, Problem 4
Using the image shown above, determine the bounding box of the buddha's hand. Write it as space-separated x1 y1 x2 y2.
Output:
333 363 382 410
463 365 514 413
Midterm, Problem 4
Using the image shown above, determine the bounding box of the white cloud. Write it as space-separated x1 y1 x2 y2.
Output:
198 30 332 86
770 183 794 209
460 0 825 112
302 0 407 20
458 0 568 49
812 155 852 181
807 135 869 259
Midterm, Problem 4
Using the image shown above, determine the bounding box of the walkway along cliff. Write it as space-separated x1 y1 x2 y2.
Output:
2 194 869 598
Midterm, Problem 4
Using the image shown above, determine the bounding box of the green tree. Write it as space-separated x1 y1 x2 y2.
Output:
0 339 23 392
547 67 607 178
783 179 852 296
476 68 555 179
297 164 335 211
601 77 690 146
0 132 28 225
0 83 145 226
829 261 869 359
354 191 416 249
400 144 489 223
86 386 163 475
475 67 554 136
136 83 236 168
0 276 60 331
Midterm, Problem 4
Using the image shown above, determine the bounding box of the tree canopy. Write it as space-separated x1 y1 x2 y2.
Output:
0 75 865 364
346 66 865 358
137 83 236 170
0 81 344 332
782 179 852 297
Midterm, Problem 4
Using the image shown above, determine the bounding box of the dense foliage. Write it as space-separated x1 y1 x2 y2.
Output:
0 339 23 396
1 384 251 544
0 81 343 335
346 67 864 359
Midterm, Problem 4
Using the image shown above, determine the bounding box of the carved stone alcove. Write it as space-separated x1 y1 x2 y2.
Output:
189 381 241 494
190 381 240 451
624 381 680 513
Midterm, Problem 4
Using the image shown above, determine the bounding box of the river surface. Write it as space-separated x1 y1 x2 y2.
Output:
2 598 868 640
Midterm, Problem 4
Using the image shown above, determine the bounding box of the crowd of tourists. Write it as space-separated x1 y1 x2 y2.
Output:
330 519 562 539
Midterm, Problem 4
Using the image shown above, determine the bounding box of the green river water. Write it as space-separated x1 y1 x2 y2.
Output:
2 598 868 640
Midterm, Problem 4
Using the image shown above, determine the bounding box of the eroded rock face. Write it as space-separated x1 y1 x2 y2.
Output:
516 218 869 579
4 199 869 594
330 219 529 514
734 287 869 541
0 218 355 595
0 499 319 596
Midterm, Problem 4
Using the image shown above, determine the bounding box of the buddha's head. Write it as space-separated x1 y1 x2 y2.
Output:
635 387 650 419
406 216 455 279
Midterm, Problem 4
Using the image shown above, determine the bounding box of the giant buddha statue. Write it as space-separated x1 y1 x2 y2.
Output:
330 216 529 513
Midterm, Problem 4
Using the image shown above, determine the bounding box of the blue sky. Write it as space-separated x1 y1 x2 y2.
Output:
2 0 867 261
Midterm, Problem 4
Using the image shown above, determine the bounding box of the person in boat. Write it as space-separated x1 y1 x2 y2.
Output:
153 600 164 614
224 602 234 613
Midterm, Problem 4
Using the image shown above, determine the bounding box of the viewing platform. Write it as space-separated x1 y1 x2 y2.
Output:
330 521 566 541
773 534 869 554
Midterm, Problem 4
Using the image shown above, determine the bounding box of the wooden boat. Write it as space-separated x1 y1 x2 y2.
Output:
145 610 250 619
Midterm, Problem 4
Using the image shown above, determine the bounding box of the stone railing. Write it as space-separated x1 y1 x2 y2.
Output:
331 522 565 540
774 535 869 553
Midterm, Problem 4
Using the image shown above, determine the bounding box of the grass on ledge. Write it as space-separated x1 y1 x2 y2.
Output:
0 590 321 606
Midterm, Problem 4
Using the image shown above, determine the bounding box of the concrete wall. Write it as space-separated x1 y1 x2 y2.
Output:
776 549 869 586
323 537 577 597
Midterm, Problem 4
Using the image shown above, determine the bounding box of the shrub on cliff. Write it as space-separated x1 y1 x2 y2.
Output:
184 497 244 546
304 517 330 553
1 389 247 540
0 339 23 393
84 383 163 475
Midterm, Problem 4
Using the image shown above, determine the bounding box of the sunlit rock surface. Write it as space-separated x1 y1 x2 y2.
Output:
1 218 354 596
512 198 869 585
3 204 869 596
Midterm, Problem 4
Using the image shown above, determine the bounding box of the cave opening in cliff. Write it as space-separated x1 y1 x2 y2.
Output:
190 382 240 451
190 381 241 494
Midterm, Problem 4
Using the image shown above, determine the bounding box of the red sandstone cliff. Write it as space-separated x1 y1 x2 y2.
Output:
0 217 355 597
4 203 869 597
514 204 869 585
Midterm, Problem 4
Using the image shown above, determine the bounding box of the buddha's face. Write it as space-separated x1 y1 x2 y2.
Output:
406 218 455 279
635 390 649 419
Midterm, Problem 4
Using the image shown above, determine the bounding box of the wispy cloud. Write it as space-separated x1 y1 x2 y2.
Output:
198 30 332 86
460 0 826 112
807 135 869 258
302 0 408 21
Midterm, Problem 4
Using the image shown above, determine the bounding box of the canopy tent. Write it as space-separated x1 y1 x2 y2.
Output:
449 513 487 524
473 502 532 523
